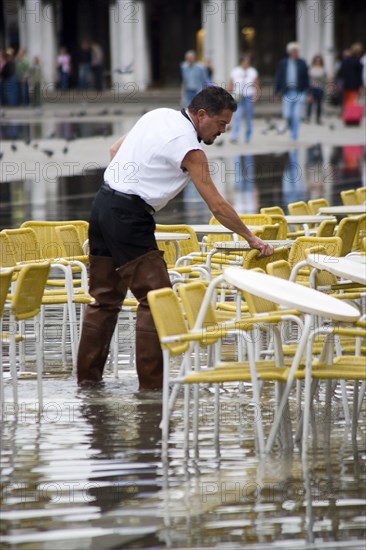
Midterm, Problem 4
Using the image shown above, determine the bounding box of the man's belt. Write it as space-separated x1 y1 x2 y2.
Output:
101 183 155 215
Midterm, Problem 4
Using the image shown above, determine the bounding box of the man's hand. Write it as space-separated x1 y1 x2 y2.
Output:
247 235 275 258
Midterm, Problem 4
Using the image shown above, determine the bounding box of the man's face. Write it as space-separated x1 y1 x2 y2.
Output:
196 108 233 145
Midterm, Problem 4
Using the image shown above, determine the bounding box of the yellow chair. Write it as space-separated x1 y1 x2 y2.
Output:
148 284 297 456
0 267 15 405
340 189 358 206
302 324 366 453
260 206 285 216
253 223 280 240
334 216 360 256
261 207 303 238
206 214 272 246
352 214 366 251
308 198 329 214
287 201 311 216
266 259 292 280
155 224 200 257
288 236 342 286
54 224 89 264
3 227 90 369
316 219 336 238
21 220 89 259
356 187 366 205
2 262 51 407
265 214 289 239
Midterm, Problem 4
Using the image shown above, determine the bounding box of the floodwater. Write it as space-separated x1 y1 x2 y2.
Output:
1 130 365 548
1 362 366 549
0 136 365 230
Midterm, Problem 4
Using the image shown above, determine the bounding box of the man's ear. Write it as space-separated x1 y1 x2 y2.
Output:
196 108 206 120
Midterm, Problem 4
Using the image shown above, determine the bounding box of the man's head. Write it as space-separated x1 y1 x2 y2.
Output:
185 50 196 65
188 86 237 145
286 42 299 60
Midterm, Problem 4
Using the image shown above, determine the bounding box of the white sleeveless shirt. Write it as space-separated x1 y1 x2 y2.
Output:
103 108 202 212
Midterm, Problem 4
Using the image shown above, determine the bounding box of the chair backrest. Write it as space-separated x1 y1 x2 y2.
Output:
265 214 288 239
147 287 190 356
0 232 17 267
155 240 177 269
21 220 88 259
10 262 50 320
288 236 342 268
177 281 217 330
316 219 336 237
260 206 285 216
54 224 84 259
335 216 360 256
0 268 14 315
3 228 41 263
356 187 366 205
242 246 289 271
254 224 280 240
266 260 292 280
287 201 311 216
307 198 329 214
352 214 366 251
155 224 200 256
242 267 278 314
239 214 272 226
340 189 358 206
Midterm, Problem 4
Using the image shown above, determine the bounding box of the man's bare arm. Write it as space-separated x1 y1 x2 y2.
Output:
182 149 274 257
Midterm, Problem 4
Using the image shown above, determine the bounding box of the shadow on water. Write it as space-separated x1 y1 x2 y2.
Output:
0 144 364 230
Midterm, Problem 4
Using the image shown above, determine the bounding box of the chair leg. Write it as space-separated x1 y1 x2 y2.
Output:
358 381 366 417
35 312 43 410
9 316 18 404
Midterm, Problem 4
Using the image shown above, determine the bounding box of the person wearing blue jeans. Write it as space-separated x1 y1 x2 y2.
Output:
229 55 259 143
275 42 310 141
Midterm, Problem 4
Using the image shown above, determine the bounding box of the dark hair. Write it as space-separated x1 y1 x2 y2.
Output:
188 86 237 115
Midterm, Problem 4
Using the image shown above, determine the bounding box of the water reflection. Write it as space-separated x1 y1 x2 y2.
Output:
1 371 366 548
0 144 364 230
282 149 306 205
0 122 114 141
79 387 162 515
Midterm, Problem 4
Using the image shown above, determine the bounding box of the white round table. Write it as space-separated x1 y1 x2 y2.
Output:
306 254 366 285
223 267 360 321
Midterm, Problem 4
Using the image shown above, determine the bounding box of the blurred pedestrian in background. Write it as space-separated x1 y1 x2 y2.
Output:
306 54 327 124
228 54 259 143
180 50 208 107
336 42 363 111
29 55 42 109
1 48 17 106
91 41 104 91
78 39 92 90
57 46 72 91
15 48 30 105
274 42 310 141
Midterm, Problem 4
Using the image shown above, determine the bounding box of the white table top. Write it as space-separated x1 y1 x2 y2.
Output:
190 224 262 234
155 232 190 241
190 224 234 234
285 215 336 224
213 240 293 251
318 205 366 216
307 254 366 285
224 267 360 322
